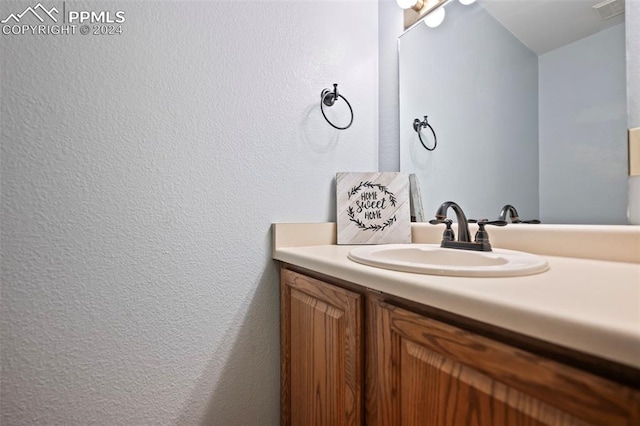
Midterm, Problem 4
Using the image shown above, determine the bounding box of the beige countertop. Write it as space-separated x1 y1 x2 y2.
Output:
272 223 640 369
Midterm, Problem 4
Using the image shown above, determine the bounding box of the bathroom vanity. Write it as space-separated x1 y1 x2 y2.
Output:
273 223 640 425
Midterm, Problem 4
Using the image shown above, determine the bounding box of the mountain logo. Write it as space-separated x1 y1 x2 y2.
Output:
1 3 59 24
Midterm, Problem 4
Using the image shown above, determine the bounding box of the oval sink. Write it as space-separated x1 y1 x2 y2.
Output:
348 244 549 277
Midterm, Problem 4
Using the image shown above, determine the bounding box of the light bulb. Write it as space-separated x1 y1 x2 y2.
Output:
396 0 424 10
396 0 418 8
459 0 476 5
424 6 446 27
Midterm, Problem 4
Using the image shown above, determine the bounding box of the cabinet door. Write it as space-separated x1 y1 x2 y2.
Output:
366 300 640 426
280 270 363 426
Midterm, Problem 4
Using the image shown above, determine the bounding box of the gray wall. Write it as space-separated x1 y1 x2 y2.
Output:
629 0 640 128
0 1 379 424
539 24 627 224
378 0 403 172
399 1 539 221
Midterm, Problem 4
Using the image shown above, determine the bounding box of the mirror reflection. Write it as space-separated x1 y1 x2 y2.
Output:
399 0 628 224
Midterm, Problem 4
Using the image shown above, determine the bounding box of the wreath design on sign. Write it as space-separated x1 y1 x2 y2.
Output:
346 181 398 231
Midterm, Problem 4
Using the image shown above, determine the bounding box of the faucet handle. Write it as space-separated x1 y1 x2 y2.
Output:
469 219 508 226
507 218 541 224
472 219 507 246
429 218 450 225
476 219 508 227
429 218 455 242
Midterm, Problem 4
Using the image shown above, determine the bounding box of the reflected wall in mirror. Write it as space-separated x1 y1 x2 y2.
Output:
399 0 628 224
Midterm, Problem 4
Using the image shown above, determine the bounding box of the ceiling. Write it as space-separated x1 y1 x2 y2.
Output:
478 0 626 55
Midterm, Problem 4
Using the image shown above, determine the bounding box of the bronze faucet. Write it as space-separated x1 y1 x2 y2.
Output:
431 201 472 242
430 201 506 252
498 204 541 224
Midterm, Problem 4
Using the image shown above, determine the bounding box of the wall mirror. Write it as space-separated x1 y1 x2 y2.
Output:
399 0 628 224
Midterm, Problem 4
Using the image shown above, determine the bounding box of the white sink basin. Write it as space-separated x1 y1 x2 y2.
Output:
348 244 549 277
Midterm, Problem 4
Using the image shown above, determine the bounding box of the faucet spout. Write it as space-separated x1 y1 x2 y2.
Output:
498 204 541 224
435 201 471 242
499 204 521 223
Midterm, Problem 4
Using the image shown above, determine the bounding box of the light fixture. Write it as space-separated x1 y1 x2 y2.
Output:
424 6 446 28
396 0 425 10
397 0 476 30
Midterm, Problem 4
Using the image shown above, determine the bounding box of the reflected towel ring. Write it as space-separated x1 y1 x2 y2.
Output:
413 116 437 151
321 83 354 130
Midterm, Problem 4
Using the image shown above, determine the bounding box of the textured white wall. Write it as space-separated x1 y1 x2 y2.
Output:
0 1 379 424
539 25 627 224
399 1 539 221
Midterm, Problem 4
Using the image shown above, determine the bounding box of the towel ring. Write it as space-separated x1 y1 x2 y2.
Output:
321 84 354 130
413 116 437 151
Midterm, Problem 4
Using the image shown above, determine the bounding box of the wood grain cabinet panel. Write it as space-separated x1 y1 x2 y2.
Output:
280 269 363 426
280 267 640 426
366 300 640 426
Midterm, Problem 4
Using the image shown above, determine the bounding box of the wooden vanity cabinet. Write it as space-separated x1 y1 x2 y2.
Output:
367 301 640 426
280 267 640 426
280 269 363 426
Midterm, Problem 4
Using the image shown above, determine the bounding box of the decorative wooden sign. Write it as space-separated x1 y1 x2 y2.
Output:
336 172 411 245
